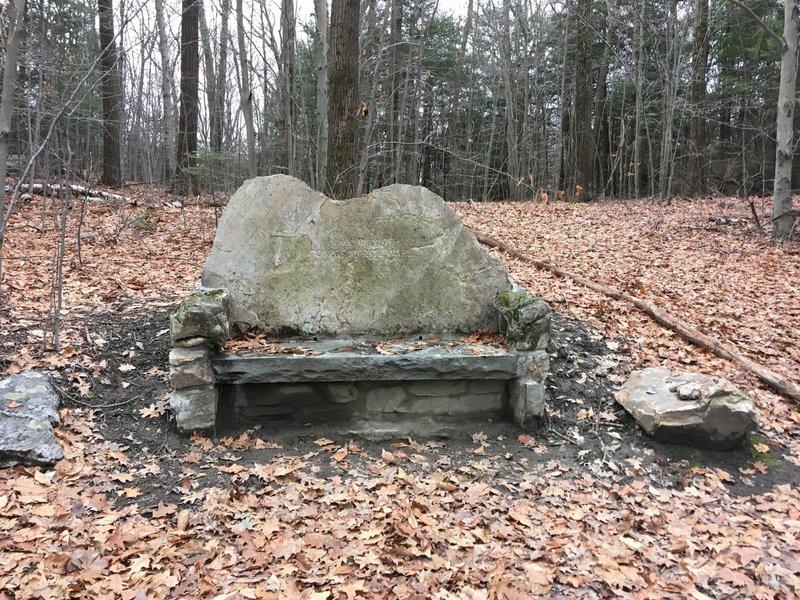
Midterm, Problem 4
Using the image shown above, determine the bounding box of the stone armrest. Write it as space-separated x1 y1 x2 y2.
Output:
494 290 551 351
170 288 232 350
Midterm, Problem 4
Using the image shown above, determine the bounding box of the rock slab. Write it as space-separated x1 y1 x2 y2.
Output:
0 371 63 467
202 175 510 335
616 366 759 450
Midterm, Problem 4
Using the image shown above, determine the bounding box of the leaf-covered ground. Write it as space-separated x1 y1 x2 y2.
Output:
1 191 799 599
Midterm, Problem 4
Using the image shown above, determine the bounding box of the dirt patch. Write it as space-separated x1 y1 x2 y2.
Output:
38 305 798 512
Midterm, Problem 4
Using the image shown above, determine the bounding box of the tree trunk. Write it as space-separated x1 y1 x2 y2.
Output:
633 0 645 198
773 0 799 238
154 0 177 179
0 0 25 194
174 0 200 195
0 0 25 283
314 0 329 191
501 0 524 200
689 0 709 196
214 0 229 153
388 0 403 185
571 0 594 199
98 0 124 186
281 0 296 175
326 0 361 199
443 0 473 200
236 0 257 178
594 0 615 195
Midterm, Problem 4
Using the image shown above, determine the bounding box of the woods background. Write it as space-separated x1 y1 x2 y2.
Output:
0 0 798 206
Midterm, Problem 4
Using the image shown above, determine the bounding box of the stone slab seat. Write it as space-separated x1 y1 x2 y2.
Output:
212 343 522 383
168 175 552 432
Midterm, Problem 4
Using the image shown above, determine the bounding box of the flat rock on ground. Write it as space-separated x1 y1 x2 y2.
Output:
0 370 63 467
616 366 759 450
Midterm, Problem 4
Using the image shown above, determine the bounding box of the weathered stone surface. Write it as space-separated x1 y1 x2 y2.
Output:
517 351 550 382
0 371 63 467
213 347 520 384
495 290 551 351
365 387 407 412
169 347 214 389
408 381 467 397
170 288 231 347
365 385 504 415
201 175 510 335
509 379 545 427
616 367 760 450
325 383 359 404
171 386 218 431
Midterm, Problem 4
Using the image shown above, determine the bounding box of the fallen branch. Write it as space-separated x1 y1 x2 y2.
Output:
474 230 800 403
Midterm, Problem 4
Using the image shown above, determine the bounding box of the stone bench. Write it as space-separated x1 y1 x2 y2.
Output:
168 176 551 433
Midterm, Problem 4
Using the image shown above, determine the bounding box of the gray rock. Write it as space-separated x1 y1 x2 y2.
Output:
509 378 546 427
594 359 618 378
495 290 551 351
365 387 407 412
616 367 759 450
516 351 550 382
201 175 510 335
408 381 467 397
170 288 231 347
170 386 218 431
169 347 214 389
325 383 359 404
0 371 63 467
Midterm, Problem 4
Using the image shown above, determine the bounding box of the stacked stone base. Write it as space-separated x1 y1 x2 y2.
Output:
168 287 551 434
170 343 548 432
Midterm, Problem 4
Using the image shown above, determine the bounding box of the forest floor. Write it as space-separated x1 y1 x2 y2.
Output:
0 188 799 599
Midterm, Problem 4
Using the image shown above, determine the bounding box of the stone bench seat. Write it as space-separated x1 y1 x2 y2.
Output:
168 176 552 433
213 337 526 383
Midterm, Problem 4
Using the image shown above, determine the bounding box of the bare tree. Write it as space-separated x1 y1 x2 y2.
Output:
174 0 201 195
280 0 296 175
773 0 799 237
327 0 361 198
314 0 328 190
729 0 799 237
570 0 594 199
98 0 124 186
155 0 177 179
0 0 25 194
689 0 709 195
237 0 257 178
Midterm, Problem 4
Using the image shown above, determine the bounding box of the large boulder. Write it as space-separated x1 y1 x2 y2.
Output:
202 175 511 336
0 371 64 467
616 366 759 450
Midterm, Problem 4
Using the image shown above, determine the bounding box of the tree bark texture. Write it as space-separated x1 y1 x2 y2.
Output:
237 0 257 178
0 0 25 194
314 0 329 191
98 0 124 186
154 0 177 178
689 0 709 196
773 0 799 238
326 0 361 199
570 0 594 199
280 0 296 175
501 0 524 200
174 0 200 195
